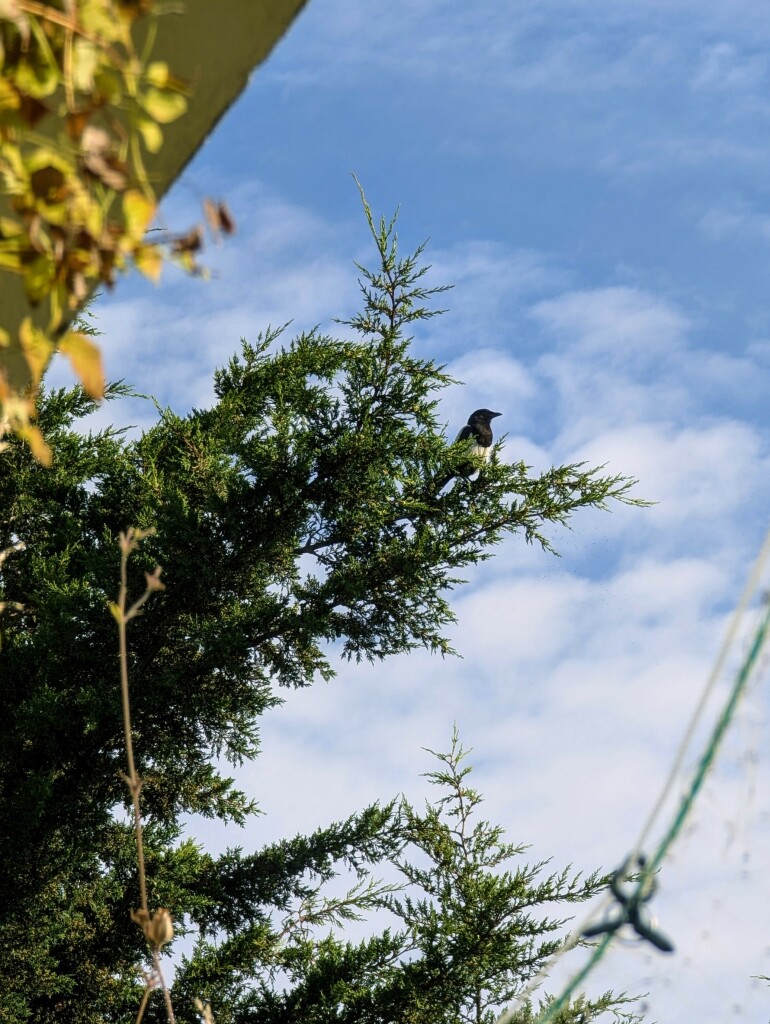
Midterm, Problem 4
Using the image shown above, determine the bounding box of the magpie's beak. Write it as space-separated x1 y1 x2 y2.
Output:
491 412 502 419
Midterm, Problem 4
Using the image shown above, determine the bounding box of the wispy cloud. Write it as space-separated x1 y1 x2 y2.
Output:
42 131 769 1019
691 42 769 93
699 199 770 243
169 3 770 1016
533 286 688 357
276 0 770 92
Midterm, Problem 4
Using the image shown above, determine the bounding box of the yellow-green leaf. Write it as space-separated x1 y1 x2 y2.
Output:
0 78 20 110
27 146 73 177
0 217 24 237
1 142 25 184
134 244 163 283
93 66 123 106
19 425 51 466
81 195 103 239
58 332 105 399
0 251 23 272
108 602 122 623
122 189 155 242
174 250 199 274
79 0 130 43
19 317 54 386
136 117 163 154
23 255 55 305
13 55 59 99
141 87 187 124
145 62 169 89
37 199 68 228
72 38 100 93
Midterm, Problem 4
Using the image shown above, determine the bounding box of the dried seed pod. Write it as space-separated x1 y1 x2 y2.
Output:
131 907 174 948
148 908 174 948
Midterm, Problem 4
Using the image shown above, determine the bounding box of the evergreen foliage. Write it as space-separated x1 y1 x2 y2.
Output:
0 199 644 1023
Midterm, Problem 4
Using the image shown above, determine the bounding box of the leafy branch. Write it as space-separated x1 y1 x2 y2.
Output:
0 0 234 459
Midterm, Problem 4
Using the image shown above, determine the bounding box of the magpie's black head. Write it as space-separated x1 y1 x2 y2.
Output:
468 409 502 426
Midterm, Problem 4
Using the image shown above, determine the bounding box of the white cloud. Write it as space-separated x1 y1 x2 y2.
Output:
527 291 690 447
495 32 677 95
699 200 770 243
299 266 770 1008
441 348 536 434
42 175 770 1021
525 285 770 507
572 420 767 533
532 286 689 358
223 528 770 1022
599 133 770 182
277 0 770 95
423 242 566 356
691 42 768 93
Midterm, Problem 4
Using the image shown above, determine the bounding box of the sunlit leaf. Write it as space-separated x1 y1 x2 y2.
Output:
13 56 59 99
136 116 163 153
141 87 187 124
0 217 24 238
0 78 20 110
1 142 25 183
122 189 155 242
17 423 52 466
58 331 105 399
82 195 103 238
0 251 24 272
145 61 169 88
79 0 130 42
23 256 55 304
72 37 100 93
173 249 199 274
134 243 162 283
19 317 54 387
27 146 72 178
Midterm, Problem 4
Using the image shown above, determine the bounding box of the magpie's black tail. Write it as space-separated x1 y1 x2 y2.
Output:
432 470 455 493
431 459 482 494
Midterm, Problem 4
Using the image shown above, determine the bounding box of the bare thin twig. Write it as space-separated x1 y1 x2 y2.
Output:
113 528 175 1024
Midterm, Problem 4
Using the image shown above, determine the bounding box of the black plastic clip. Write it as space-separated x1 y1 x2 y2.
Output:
582 854 675 953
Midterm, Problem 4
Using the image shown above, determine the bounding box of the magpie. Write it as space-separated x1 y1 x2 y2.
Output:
436 408 501 490
455 408 501 462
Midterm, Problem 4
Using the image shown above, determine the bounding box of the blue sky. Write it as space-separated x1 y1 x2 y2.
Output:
51 2 770 1019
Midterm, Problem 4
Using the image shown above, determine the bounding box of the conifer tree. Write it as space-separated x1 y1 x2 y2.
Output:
196 731 640 1024
0 198 644 1023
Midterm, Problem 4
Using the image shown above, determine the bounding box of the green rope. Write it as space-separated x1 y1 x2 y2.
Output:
528 595 770 1024
532 934 613 1024
647 596 770 873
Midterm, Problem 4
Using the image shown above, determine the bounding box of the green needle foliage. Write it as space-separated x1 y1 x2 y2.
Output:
385 732 642 1024
175 735 641 1024
0 198 644 1023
